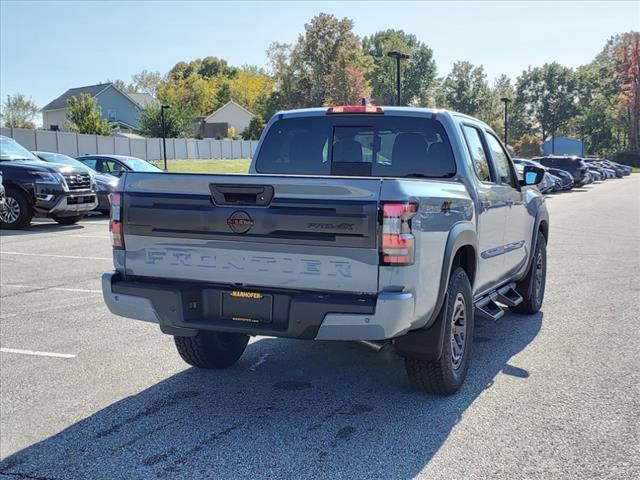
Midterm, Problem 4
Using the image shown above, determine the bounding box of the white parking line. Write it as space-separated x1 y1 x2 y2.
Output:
1 284 101 294
0 348 76 359
1 251 111 261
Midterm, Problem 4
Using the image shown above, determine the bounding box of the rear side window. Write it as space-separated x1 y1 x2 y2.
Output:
462 125 491 182
485 133 516 187
255 116 456 178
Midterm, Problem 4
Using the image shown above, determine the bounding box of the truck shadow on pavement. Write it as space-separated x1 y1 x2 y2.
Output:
0 312 542 480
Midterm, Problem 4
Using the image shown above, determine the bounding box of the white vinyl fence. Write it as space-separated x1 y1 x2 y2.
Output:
0 128 258 161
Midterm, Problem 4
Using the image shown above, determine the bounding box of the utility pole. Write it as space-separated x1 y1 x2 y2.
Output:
500 97 511 145
387 51 410 106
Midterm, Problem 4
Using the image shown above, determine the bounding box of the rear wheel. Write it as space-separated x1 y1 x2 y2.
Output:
0 188 32 229
53 215 84 225
405 267 474 395
510 232 546 314
174 331 249 369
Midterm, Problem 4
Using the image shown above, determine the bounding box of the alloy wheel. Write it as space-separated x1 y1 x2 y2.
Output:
450 293 467 370
534 251 544 304
0 196 20 224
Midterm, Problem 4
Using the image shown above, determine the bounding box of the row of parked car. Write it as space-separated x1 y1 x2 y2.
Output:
512 155 632 194
0 135 162 229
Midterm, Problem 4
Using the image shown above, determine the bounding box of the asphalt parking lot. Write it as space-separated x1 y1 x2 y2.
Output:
1 176 639 480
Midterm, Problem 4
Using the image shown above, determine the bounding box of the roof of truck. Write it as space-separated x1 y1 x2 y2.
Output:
274 106 489 128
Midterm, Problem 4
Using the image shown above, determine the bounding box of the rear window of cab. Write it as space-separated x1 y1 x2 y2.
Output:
255 116 456 178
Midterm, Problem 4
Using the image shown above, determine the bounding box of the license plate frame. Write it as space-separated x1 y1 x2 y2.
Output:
221 290 273 324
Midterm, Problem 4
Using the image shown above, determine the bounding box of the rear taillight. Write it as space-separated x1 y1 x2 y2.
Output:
109 192 124 249
380 202 417 266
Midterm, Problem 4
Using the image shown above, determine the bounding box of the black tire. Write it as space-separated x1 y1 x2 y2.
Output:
0 187 32 229
53 215 84 225
510 232 547 314
405 267 474 395
174 331 249 369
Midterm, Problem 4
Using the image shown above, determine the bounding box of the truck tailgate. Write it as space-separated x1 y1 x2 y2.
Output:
120 173 381 294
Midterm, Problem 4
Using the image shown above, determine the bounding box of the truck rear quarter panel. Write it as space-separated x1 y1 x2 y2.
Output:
378 179 474 330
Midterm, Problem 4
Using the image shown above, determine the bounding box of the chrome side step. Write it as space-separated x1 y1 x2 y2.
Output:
474 294 505 321
496 283 523 307
474 283 522 321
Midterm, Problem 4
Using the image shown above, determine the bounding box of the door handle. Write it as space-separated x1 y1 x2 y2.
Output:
506 199 514 207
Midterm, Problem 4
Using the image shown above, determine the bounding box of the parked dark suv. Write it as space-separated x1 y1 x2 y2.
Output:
0 136 97 229
533 156 590 187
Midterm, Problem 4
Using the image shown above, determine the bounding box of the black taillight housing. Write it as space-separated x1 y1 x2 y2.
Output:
380 202 417 266
109 192 124 249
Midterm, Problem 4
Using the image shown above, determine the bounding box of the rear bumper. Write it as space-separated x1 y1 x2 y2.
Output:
102 272 415 341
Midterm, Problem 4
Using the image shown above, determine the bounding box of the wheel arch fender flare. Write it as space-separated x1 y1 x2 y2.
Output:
3 181 34 207
432 222 478 325
522 206 549 278
394 222 477 360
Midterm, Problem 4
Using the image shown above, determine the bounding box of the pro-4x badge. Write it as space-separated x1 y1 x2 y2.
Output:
226 210 254 234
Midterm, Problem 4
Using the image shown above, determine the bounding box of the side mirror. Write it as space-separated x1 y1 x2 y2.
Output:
521 165 545 186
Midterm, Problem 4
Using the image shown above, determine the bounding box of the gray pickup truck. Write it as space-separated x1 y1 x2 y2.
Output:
102 106 549 394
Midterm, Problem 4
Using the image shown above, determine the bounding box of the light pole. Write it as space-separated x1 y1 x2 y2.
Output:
160 105 170 171
387 51 410 106
500 97 511 145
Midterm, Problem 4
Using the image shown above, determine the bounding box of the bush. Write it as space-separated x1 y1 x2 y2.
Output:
513 133 542 158
611 151 640 167
241 116 265 140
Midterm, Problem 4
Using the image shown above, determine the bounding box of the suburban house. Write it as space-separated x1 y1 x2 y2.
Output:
41 83 156 132
199 100 254 138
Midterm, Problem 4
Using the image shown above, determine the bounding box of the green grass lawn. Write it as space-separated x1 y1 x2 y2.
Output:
164 159 251 174
632 167 640 173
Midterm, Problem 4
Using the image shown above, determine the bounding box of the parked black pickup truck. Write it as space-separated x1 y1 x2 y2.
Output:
0 136 97 229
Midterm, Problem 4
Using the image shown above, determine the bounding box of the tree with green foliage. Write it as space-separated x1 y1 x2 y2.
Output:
268 13 372 109
437 61 492 118
573 63 621 155
167 56 237 82
0 94 39 129
485 75 534 144
229 66 275 113
294 13 372 106
516 62 578 144
138 104 193 138
216 82 232 106
110 79 137 93
66 93 111 135
131 70 162 96
156 57 270 121
241 116 266 140
362 29 437 106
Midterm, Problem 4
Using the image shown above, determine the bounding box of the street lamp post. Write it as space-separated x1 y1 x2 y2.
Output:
500 97 511 145
160 105 170 171
387 51 410 106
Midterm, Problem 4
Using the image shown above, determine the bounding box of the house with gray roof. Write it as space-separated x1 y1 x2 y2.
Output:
199 100 255 138
41 82 156 132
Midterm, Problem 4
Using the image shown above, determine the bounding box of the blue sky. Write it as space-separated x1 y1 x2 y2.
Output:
1 0 638 109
